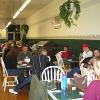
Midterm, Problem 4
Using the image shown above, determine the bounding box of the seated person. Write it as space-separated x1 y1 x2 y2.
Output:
4 46 22 76
61 46 72 61
80 44 93 77
74 49 100 94
84 56 100 100
9 49 49 94
17 45 32 66
80 44 93 63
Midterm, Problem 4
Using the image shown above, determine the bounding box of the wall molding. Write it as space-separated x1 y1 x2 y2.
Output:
27 35 100 40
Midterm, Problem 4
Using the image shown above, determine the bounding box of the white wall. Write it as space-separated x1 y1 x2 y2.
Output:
26 0 100 40
0 29 6 39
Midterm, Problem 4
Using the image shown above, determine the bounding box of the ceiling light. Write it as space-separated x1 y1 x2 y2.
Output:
13 0 31 19
19 0 31 11
6 21 11 28
13 11 20 19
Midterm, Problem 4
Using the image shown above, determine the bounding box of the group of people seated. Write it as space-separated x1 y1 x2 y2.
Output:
0 40 100 100
74 44 100 100
9 48 49 95
55 43 100 100
1 40 50 94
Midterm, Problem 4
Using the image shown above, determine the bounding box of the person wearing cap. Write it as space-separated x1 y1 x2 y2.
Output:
80 44 93 64
80 44 93 77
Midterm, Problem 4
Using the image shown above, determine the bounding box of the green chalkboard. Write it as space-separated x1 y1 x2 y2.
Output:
27 39 100 57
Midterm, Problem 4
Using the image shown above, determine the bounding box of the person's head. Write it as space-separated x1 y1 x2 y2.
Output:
34 41 37 44
93 49 100 58
38 49 47 56
6 43 11 49
64 46 69 51
11 40 16 46
82 44 89 52
22 46 29 53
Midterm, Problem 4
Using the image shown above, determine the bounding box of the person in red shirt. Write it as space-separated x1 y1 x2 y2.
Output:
61 46 72 60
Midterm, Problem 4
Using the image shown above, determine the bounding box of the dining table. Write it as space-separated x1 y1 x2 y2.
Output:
17 62 32 77
42 79 83 100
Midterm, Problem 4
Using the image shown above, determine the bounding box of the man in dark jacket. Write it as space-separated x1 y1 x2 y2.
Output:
31 49 49 79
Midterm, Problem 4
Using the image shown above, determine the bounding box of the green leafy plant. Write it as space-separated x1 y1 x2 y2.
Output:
59 0 81 27
62 64 71 73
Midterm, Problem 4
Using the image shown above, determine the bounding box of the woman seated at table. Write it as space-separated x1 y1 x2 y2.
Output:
9 49 49 94
4 46 23 76
83 56 100 100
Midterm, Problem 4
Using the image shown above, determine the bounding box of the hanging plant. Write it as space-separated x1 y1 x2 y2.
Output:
59 0 81 27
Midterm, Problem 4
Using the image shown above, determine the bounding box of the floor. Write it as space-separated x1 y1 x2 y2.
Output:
0 67 29 100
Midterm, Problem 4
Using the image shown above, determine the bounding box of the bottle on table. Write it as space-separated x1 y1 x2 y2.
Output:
61 73 67 91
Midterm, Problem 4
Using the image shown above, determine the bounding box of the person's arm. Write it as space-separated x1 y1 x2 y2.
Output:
17 52 23 64
93 60 100 79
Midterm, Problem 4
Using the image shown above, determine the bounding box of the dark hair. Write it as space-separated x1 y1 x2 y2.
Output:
37 49 47 55
93 48 100 52
7 46 19 57
64 45 69 48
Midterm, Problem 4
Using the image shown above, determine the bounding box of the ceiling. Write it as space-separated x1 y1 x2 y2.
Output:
0 0 52 29
0 0 100 29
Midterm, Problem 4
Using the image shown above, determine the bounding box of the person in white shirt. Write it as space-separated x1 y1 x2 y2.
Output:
80 44 93 76
80 44 93 63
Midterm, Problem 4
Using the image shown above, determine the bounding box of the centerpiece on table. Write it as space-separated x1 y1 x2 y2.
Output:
61 64 71 91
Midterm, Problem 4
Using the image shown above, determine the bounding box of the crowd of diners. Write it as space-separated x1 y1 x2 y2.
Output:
0 40 100 100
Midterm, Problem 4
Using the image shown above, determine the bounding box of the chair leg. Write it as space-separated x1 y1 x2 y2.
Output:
2 80 4 87
3 81 6 92
15 77 18 84
3 78 7 92
16 80 19 84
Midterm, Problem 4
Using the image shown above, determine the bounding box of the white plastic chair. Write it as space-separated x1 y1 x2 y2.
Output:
87 69 96 86
41 66 64 82
1 57 18 91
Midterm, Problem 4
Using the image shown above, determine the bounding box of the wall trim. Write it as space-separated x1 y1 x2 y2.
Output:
27 35 100 40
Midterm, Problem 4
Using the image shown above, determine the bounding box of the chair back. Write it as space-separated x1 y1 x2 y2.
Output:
41 66 64 82
1 57 8 77
87 70 96 86
0 57 18 92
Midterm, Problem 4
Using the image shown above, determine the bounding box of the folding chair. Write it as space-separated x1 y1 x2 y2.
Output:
1 57 18 91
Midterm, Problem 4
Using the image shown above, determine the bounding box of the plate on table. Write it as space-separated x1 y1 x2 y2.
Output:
22 64 27 66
